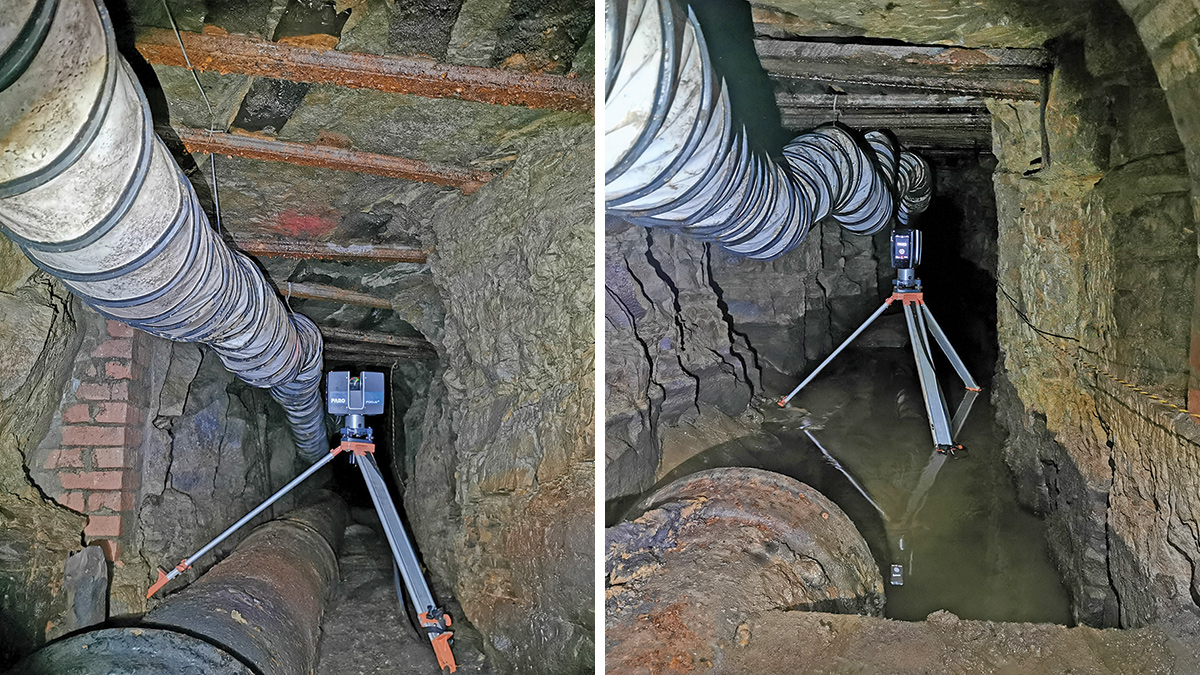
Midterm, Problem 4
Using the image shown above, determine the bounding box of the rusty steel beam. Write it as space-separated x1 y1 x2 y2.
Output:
284 282 392 310
230 236 428 264
136 28 594 114
172 127 492 193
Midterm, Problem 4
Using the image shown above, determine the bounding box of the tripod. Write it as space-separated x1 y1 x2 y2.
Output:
778 257 981 453
147 385 458 673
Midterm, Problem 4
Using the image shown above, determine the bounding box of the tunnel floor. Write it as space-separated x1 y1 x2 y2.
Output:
314 508 492 674
651 312 1072 624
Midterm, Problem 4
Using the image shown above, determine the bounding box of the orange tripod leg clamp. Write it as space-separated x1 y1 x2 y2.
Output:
420 612 457 672
430 633 457 673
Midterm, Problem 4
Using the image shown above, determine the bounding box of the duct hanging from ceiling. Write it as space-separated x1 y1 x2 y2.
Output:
604 0 933 260
0 0 327 459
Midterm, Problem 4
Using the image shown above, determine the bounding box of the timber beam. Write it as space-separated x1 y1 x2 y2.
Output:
135 28 594 114
755 40 1051 100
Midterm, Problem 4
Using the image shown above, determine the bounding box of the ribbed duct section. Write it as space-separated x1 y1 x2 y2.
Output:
604 0 933 259
0 0 327 459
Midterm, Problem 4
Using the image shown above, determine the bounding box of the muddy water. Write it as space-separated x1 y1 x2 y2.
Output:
655 345 1071 625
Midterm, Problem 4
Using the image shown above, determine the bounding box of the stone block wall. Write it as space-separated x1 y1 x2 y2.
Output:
32 316 152 563
989 4 1200 627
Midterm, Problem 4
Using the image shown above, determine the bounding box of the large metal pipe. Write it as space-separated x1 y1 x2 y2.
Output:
11 492 348 675
604 0 932 259
0 0 328 459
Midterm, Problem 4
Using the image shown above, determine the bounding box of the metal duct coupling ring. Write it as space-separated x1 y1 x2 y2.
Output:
604 0 933 260
0 0 329 460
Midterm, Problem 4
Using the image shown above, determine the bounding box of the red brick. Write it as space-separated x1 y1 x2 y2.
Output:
87 491 129 512
63 404 92 424
93 447 126 469
95 402 130 425
106 321 135 338
110 381 129 401
105 361 132 380
75 383 110 401
92 339 133 359
56 492 85 513
84 514 122 538
59 471 124 491
44 448 83 469
61 426 126 447
95 539 121 562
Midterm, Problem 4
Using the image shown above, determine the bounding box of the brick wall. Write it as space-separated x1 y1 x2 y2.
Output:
37 317 148 562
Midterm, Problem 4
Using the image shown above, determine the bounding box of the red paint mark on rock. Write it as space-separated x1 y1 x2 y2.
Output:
276 210 339 237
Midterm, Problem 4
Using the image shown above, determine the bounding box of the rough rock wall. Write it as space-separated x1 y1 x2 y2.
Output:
402 116 594 674
604 223 757 500
989 8 1200 627
0 240 85 667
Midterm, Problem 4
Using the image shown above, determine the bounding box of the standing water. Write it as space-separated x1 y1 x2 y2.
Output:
652 339 1071 624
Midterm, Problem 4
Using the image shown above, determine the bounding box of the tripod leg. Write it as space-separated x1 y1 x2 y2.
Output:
780 298 893 406
356 453 438 616
904 303 954 448
950 388 979 439
148 446 342 597
919 304 979 390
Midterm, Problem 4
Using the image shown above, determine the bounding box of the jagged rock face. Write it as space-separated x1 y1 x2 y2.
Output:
402 118 594 674
604 224 758 500
988 7 1200 627
0 242 85 665
606 468 884 672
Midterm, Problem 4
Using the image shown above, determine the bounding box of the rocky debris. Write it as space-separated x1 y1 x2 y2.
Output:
707 607 1199 673
315 517 493 675
606 468 884 673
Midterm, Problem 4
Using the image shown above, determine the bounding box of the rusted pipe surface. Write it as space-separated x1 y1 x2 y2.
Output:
11 494 348 675
606 467 884 673
172 127 492 193
136 28 594 114
230 235 428 263
142 493 347 675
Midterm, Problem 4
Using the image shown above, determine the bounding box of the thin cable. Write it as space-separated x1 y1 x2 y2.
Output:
159 0 222 235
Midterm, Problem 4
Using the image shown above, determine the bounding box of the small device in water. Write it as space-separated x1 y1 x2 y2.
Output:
889 563 904 586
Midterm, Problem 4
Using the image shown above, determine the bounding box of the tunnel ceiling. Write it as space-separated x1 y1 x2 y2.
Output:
741 0 1099 153
114 0 594 360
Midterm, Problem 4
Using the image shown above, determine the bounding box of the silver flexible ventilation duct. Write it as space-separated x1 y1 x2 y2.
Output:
605 0 933 259
0 0 327 459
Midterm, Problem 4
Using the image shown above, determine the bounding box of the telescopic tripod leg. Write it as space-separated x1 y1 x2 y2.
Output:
903 302 955 449
355 453 457 673
779 298 894 407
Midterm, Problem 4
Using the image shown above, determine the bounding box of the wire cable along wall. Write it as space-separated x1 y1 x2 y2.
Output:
604 0 934 259
0 0 327 459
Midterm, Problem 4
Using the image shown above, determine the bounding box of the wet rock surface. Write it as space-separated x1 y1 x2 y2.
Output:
606 468 884 672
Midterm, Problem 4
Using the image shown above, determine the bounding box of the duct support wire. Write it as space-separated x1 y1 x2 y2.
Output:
604 0 934 259
0 0 327 459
